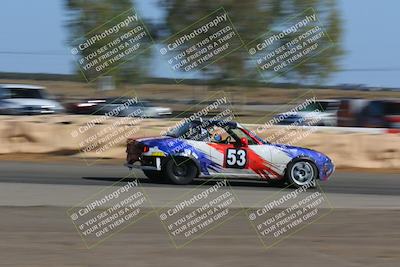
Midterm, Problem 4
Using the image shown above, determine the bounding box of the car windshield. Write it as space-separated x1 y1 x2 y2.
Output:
230 126 267 145
108 98 152 107
9 88 46 99
298 102 335 112
166 121 267 145
139 101 152 107
165 121 192 138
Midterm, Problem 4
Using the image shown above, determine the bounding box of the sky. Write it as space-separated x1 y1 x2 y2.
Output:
0 0 399 88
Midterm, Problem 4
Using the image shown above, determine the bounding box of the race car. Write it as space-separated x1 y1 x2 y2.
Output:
125 119 334 188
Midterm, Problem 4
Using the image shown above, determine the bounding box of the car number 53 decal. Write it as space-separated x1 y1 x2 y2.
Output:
226 148 247 168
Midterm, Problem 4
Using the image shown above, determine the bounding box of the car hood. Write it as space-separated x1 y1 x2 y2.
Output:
270 143 331 162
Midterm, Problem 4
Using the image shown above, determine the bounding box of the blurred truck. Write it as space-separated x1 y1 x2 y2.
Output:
0 84 64 115
273 100 340 126
337 99 400 128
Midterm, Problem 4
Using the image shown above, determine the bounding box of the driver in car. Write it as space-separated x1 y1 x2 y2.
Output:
209 127 229 144
185 122 211 142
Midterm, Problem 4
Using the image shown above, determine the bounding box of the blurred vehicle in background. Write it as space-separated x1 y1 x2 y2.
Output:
337 99 400 128
0 84 64 115
274 100 340 126
66 97 172 117
337 99 368 127
359 100 400 128
64 98 106 114
100 98 172 118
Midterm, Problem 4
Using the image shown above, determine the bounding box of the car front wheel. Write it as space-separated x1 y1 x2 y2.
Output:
286 160 317 188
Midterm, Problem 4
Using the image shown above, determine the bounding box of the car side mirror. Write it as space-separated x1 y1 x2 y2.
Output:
240 137 248 147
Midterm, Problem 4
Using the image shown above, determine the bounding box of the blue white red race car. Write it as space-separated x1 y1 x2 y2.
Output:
125 119 334 188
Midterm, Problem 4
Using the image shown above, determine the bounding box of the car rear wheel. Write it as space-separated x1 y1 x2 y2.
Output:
143 170 165 182
163 158 197 185
286 160 317 188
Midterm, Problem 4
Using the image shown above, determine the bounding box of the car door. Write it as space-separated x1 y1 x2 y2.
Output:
244 143 278 179
207 141 252 177
207 139 278 179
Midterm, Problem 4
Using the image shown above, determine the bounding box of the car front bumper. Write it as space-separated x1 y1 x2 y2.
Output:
320 161 335 181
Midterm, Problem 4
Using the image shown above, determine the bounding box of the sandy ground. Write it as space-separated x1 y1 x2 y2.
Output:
0 207 399 267
0 160 399 266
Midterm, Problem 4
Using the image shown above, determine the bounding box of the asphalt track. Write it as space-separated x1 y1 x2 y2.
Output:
1 161 399 266
0 161 399 196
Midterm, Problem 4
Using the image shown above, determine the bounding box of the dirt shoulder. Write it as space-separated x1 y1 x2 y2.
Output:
0 206 398 266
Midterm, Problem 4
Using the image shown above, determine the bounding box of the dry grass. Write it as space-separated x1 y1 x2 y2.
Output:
1 79 398 104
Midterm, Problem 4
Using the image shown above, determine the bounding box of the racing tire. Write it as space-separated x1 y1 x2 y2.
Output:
286 159 317 189
143 170 165 182
163 158 197 185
